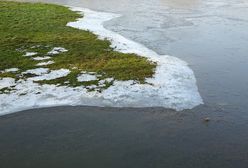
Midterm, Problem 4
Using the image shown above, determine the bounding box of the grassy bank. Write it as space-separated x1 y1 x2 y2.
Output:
0 1 155 89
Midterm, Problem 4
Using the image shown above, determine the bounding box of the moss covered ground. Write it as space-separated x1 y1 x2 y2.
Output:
0 1 156 89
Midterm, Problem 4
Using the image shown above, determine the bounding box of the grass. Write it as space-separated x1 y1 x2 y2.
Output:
0 1 156 90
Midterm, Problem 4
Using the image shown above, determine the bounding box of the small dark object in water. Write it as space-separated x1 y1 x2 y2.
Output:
203 117 210 122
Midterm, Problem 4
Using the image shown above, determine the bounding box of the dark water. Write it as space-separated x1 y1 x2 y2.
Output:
1 0 248 167
0 106 248 168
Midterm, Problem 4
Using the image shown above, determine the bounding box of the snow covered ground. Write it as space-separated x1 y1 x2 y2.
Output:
0 7 203 115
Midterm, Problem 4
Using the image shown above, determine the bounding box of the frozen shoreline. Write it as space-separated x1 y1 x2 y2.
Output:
0 6 203 115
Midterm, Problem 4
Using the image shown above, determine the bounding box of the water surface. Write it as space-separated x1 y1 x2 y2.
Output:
1 0 248 167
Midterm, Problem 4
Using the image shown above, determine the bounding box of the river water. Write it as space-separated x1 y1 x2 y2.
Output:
2 0 248 167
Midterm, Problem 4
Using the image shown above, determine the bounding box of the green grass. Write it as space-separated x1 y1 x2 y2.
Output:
0 1 156 89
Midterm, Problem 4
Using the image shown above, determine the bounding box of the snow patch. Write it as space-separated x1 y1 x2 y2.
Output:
4 68 19 73
23 52 38 57
28 69 70 81
0 81 103 116
77 73 97 82
86 85 98 89
22 68 49 76
0 78 16 89
99 78 114 85
32 56 51 61
36 61 55 66
47 47 68 55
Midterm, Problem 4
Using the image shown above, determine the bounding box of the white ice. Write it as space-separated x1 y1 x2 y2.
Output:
77 73 97 82
0 78 16 89
4 68 19 73
36 61 55 66
47 47 68 55
32 56 51 61
23 52 38 57
99 78 114 85
28 69 70 81
22 68 49 76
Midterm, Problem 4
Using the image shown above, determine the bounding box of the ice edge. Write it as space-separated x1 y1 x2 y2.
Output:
66 7 203 109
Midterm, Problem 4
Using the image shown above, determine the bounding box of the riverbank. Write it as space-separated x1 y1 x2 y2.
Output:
0 1 202 115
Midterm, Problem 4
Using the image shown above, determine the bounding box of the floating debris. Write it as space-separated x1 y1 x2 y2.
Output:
203 117 211 122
